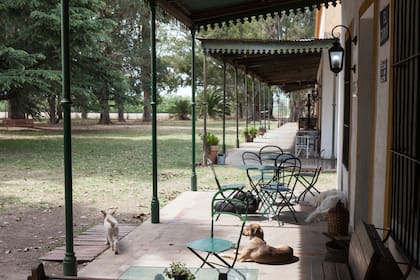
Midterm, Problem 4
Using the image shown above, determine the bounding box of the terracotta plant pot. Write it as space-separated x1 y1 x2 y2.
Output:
208 145 218 163
244 132 254 142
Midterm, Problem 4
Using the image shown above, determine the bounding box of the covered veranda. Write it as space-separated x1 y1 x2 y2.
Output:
57 0 340 276
78 123 334 280
198 37 334 162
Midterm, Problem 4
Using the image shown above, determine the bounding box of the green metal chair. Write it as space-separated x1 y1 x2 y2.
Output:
260 155 301 223
295 149 324 203
209 163 246 197
186 188 249 268
258 145 284 165
209 163 247 218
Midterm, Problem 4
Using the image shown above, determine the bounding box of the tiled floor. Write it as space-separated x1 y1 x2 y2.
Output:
78 123 333 280
79 191 331 280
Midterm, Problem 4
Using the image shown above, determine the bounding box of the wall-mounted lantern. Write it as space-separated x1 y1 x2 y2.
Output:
328 25 357 74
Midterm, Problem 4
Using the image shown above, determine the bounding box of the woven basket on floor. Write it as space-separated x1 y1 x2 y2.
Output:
328 200 349 236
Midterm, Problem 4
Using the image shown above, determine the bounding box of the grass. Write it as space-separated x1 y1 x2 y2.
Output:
0 119 336 216
0 120 248 214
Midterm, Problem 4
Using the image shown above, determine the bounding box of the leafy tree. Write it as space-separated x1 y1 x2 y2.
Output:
1 2 315 123
0 0 61 119
1 0 131 123
110 2 178 122
168 98 190 120
197 87 230 119
276 10 315 40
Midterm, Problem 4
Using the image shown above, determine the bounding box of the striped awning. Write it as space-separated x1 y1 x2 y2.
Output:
156 0 341 30
200 38 334 91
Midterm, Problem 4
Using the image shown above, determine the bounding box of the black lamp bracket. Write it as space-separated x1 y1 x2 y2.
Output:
331 25 357 46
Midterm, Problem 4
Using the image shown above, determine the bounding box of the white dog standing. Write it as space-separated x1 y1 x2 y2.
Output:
305 190 346 223
101 209 119 254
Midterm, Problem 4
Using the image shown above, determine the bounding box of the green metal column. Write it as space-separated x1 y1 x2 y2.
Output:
222 61 226 154
190 29 197 191
252 79 255 128
263 83 266 129
61 0 77 275
268 86 271 130
258 81 262 127
245 74 248 131
202 54 208 166
235 68 239 148
150 0 159 223
277 90 280 128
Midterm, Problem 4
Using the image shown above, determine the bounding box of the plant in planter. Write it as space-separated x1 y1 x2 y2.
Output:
243 130 252 142
243 127 257 142
204 132 219 163
248 127 258 139
163 262 196 280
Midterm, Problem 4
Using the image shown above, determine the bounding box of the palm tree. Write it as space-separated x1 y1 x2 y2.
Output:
198 88 231 119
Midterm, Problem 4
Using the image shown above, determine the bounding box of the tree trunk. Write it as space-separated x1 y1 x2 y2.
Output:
118 105 125 122
48 95 60 124
98 97 111 124
8 92 26 119
57 102 63 122
81 108 87 119
289 93 305 122
140 9 151 122
239 101 243 119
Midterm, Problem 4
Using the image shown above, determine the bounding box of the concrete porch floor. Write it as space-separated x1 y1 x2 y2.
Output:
79 191 330 280
78 123 333 279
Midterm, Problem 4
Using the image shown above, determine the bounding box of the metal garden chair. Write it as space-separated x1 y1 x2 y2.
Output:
241 151 280 221
260 155 301 223
295 134 311 158
241 151 274 185
258 145 284 166
295 150 324 203
186 188 249 268
209 162 246 216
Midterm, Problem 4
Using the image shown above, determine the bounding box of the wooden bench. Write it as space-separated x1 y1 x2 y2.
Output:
28 263 115 280
2 118 34 128
323 221 412 280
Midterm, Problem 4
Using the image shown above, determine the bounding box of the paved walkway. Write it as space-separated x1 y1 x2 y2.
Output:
79 192 329 280
77 123 333 280
225 122 297 167
226 122 329 170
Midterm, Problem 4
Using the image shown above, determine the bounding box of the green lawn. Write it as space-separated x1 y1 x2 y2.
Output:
0 120 251 214
0 119 336 216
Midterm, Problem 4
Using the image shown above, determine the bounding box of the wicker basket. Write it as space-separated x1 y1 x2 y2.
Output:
328 200 349 236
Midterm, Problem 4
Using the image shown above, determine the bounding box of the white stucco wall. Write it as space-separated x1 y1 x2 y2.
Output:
339 0 390 229
338 0 361 228
333 2 420 276
368 0 390 230
319 51 336 160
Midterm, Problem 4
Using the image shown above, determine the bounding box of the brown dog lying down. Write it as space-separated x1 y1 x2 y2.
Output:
222 223 295 264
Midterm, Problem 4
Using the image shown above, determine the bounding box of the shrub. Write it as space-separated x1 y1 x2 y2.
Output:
168 99 190 120
204 132 219 146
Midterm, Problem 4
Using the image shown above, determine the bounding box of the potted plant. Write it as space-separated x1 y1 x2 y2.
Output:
243 129 252 142
244 127 257 142
205 132 219 163
248 127 258 140
163 261 196 280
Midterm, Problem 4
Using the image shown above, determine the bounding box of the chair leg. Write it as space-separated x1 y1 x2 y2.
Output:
188 248 215 268
275 192 298 223
214 253 235 268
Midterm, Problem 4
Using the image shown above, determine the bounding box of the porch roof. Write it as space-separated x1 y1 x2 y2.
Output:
156 0 340 30
199 38 334 91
